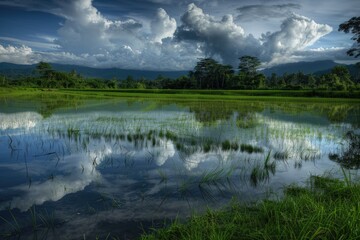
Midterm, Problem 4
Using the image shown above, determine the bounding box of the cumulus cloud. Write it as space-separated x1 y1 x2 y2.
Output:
236 4 301 21
54 0 143 54
0 44 38 64
175 3 261 65
45 0 197 69
261 14 332 65
151 8 177 43
175 4 332 66
0 1 335 69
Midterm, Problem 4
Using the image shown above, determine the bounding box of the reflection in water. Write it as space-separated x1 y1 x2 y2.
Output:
0 97 359 239
0 112 42 130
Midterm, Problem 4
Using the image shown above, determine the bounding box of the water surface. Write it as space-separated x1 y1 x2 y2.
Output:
0 94 359 239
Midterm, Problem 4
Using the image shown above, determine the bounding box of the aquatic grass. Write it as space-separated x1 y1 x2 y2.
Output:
0 210 21 236
176 142 183 150
250 151 275 187
300 149 320 161
230 142 238 151
178 178 193 199
329 131 360 169
165 130 177 141
38 209 57 231
142 176 360 240
157 169 168 184
67 127 80 140
147 130 153 140
0 207 61 238
236 116 258 129
221 140 231 151
29 206 38 231
202 140 212 153
240 144 263 154
198 168 225 186
273 150 289 160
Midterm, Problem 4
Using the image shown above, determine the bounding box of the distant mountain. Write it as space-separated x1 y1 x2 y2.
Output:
1 60 359 81
261 60 339 76
0 62 189 80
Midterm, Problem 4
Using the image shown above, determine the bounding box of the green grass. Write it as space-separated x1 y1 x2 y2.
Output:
141 175 360 240
2 87 360 101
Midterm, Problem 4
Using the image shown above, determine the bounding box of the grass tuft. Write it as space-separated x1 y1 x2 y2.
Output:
141 176 360 240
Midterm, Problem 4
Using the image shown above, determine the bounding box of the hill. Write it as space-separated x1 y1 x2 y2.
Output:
0 62 188 80
261 60 339 76
1 60 358 81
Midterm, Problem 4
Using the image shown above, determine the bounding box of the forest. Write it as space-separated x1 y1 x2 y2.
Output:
1 56 359 91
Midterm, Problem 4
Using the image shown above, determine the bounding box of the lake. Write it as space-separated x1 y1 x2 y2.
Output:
0 93 359 239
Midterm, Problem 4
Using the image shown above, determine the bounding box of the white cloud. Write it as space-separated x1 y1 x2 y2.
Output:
261 14 333 65
151 8 177 43
55 0 143 54
290 47 356 64
236 4 301 21
0 1 336 69
0 112 42 130
175 3 261 65
0 37 60 50
174 4 333 67
0 44 38 64
41 0 197 69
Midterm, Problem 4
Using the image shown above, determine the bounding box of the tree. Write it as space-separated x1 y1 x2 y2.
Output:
330 65 354 90
238 56 261 76
331 66 351 81
268 73 278 88
0 75 7 86
36 62 53 79
237 56 263 89
339 16 360 58
36 62 55 87
191 58 234 89
193 58 217 89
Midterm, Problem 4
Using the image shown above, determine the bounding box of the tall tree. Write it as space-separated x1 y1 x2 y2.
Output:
237 56 263 89
339 16 360 58
238 56 261 76
36 62 53 79
192 58 233 89
330 65 354 90
36 62 55 87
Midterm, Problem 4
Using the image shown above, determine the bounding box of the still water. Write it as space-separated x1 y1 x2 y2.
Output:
0 94 359 239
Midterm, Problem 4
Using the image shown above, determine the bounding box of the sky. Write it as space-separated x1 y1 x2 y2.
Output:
0 0 358 70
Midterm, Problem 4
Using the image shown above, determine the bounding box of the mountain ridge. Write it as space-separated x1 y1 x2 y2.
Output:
0 60 358 80
0 62 189 80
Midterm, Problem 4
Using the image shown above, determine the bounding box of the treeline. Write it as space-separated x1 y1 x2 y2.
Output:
1 57 359 90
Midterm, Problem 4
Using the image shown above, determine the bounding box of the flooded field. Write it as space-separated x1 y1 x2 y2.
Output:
0 94 359 239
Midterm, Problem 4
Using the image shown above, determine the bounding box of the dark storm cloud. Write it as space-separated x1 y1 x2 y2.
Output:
236 3 301 21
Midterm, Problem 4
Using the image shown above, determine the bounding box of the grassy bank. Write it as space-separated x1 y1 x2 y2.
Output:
1 87 360 102
65 88 360 99
141 175 360 240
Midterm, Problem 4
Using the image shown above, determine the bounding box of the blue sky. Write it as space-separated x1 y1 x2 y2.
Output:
0 0 358 70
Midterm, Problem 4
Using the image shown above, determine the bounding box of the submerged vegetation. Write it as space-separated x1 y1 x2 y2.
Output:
329 131 360 169
142 175 360 240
